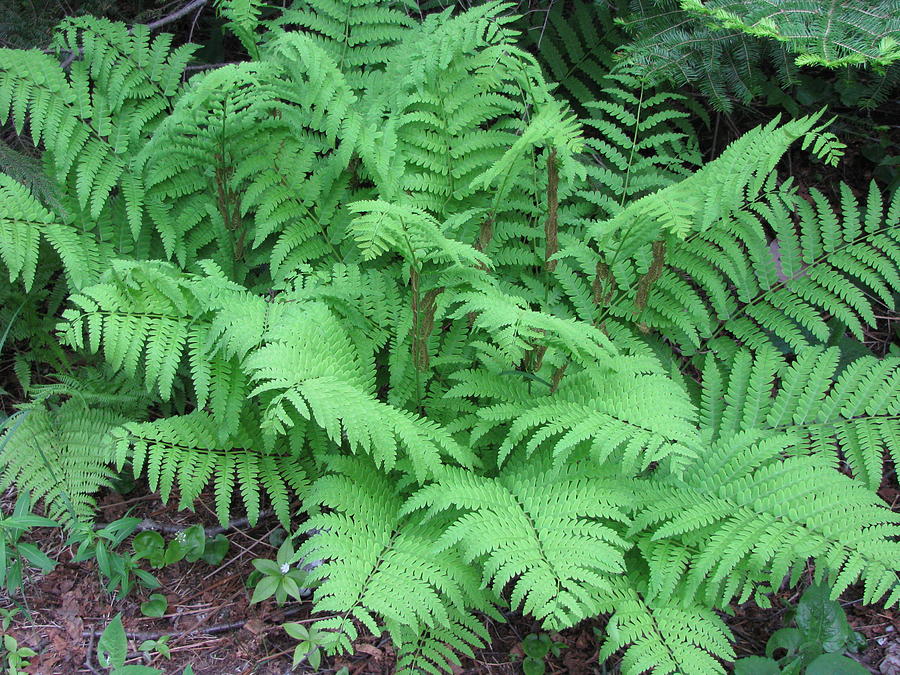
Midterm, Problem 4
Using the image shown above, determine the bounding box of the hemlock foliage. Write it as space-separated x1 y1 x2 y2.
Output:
615 0 900 111
0 1 898 673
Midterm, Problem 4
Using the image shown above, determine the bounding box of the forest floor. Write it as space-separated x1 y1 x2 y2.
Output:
0 466 897 675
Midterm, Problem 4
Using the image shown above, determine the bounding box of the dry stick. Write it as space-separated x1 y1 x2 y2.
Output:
82 606 307 644
146 0 212 32
84 628 102 675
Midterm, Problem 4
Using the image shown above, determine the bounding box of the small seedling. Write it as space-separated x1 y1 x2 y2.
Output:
518 632 566 675
250 538 310 605
97 613 163 674
0 608 20 631
0 492 57 597
67 517 159 595
132 526 229 569
733 584 868 674
284 622 341 670
139 594 168 618
2 634 36 675
138 635 171 660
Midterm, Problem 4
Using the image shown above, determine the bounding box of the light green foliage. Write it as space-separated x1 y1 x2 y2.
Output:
97 613 164 674
140 593 168 618
0 405 125 525
2 634 37 675
0 3 897 674
138 634 171 660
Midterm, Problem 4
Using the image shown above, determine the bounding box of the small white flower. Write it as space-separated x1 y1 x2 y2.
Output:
280 563 290 574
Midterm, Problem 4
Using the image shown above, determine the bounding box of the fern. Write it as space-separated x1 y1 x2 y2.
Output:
297 456 497 660
631 430 900 610
626 179 900 355
0 401 125 525
617 0 900 111
404 458 637 630
598 583 735 675
701 347 900 490
265 0 416 89
0 5 897 675
112 411 307 526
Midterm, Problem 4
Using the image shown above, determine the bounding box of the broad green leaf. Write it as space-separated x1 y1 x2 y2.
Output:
140 594 168 618
98 613 127 669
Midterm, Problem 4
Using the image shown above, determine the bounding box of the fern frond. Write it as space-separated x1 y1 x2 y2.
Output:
631 431 900 609
215 0 265 58
0 403 123 525
265 0 416 89
0 173 102 291
112 410 306 526
298 456 496 658
243 300 475 480
597 581 734 675
404 459 636 630
461 362 698 472
634 181 900 354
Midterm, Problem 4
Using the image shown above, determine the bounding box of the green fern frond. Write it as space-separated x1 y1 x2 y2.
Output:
634 180 900 354
215 0 265 58
404 459 636 630
459 362 698 471
702 347 900 489
265 0 416 89
0 173 102 291
298 456 496 658
0 402 123 525
112 411 306 526
631 431 900 609
392 609 490 675
598 581 735 675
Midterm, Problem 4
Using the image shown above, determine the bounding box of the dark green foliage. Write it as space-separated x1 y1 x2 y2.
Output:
616 0 900 111
0 2 898 674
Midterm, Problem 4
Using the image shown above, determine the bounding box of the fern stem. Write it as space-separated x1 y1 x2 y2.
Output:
544 146 559 275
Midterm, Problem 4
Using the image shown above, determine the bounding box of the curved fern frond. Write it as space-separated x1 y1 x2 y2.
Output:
0 403 124 525
404 459 636 630
597 581 735 675
700 347 900 490
638 180 900 354
632 431 900 610
0 173 102 291
244 302 475 480
112 410 307 526
265 0 416 89
458 362 698 472
298 456 496 659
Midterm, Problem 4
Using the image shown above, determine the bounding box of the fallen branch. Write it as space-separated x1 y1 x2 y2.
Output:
82 606 308 642
145 0 210 32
